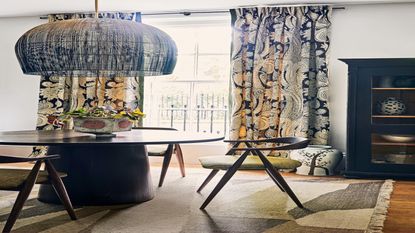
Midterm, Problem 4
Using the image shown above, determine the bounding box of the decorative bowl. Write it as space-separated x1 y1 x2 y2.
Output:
379 134 415 143
376 97 406 115
73 117 132 135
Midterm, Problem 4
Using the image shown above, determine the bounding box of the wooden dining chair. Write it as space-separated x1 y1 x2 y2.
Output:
0 154 76 233
133 127 185 187
197 137 310 209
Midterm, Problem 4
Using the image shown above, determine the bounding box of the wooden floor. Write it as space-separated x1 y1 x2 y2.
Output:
383 181 415 233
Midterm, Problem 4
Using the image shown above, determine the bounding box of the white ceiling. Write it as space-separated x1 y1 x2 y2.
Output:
1 0 414 18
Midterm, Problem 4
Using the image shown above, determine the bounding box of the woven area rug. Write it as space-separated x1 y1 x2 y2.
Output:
0 168 393 233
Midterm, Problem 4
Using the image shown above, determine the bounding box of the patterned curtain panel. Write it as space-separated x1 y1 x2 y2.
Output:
229 6 332 146
32 12 144 156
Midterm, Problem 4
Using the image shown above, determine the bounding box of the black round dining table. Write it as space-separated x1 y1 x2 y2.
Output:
0 129 224 205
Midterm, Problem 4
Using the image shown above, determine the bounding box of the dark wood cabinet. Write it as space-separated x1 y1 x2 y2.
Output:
340 58 415 179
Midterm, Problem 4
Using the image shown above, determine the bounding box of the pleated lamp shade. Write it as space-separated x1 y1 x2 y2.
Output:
15 18 177 77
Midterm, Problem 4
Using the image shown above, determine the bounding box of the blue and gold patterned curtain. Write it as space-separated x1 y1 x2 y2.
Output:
32 12 144 156
229 6 331 146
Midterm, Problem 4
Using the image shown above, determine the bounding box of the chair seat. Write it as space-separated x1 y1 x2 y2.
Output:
0 169 66 190
199 155 302 170
147 145 169 156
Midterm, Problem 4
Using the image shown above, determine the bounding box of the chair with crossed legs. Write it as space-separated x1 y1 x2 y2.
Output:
197 137 310 209
0 154 76 233
133 127 185 187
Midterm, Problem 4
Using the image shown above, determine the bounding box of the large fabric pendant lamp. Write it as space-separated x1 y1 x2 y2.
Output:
15 1 177 78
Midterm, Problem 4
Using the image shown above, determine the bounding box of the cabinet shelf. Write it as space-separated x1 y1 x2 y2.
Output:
372 115 415 118
372 88 415 91
372 141 415 147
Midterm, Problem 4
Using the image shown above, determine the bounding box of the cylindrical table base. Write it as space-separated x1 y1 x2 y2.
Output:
38 144 154 205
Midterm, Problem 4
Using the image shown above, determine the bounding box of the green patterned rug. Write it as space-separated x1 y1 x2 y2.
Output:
0 168 393 233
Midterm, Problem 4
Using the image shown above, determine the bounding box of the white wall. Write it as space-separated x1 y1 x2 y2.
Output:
1 3 415 155
0 17 44 131
329 3 415 152
0 17 45 155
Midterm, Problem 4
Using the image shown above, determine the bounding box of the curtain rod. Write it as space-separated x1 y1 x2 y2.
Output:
143 5 345 16
39 5 345 19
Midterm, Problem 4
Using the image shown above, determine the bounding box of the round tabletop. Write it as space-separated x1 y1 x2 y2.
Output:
0 129 225 146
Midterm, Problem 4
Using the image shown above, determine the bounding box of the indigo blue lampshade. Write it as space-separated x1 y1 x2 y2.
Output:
15 18 177 77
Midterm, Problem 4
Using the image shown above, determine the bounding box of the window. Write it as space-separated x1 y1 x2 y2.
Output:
142 15 231 135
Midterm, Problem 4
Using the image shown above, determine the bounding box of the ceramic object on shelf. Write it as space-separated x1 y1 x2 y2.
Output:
376 97 406 115
379 134 415 143
378 76 395 88
289 145 343 176
73 117 132 137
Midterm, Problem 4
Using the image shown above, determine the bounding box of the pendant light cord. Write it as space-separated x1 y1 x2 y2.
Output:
94 0 99 105
95 0 99 18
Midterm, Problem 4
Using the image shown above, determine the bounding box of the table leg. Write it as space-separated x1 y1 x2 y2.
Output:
38 144 154 205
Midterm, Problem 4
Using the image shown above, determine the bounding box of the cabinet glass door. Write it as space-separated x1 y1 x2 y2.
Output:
371 75 415 165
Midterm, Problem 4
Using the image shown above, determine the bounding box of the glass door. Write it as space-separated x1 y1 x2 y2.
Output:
371 75 415 165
